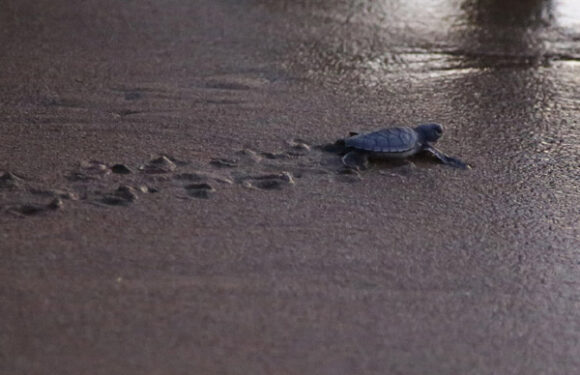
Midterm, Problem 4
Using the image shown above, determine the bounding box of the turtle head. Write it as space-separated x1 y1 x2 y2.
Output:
415 123 443 143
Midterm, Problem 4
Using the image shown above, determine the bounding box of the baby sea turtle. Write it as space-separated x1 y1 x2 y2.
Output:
340 123 469 169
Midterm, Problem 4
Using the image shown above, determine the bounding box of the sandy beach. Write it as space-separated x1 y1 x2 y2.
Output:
1 0 579 374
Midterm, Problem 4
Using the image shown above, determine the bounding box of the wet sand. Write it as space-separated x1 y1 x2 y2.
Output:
1 0 579 374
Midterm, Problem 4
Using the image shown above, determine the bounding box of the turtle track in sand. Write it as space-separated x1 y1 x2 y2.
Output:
0 135 451 217
0 138 364 217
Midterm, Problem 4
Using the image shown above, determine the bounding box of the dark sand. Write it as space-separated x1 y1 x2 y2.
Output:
1 0 579 374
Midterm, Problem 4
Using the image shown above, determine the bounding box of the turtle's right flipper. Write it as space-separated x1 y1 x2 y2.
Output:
423 146 470 169
443 155 470 169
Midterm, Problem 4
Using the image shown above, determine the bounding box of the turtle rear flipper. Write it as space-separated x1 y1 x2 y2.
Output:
342 151 369 170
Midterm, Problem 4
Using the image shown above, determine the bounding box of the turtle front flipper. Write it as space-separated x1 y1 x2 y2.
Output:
342 151 369 170
422 145 470 169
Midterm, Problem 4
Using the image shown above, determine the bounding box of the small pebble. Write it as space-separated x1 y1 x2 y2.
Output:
100 185 138 206
140 156 176 174
134 185 152 193
69 161 110 181
80 160 110 175
235 149 262 163
111 164 132 174
114 185 138 202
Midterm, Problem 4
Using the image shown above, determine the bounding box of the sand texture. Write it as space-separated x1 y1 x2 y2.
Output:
1 0 579 374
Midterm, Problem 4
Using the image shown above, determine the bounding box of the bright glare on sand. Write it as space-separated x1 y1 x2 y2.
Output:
556 0 580 27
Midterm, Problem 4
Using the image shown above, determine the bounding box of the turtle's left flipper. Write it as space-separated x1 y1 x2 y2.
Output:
423 145 470 169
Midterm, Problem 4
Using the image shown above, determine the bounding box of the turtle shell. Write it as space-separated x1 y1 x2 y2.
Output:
345 127 420 154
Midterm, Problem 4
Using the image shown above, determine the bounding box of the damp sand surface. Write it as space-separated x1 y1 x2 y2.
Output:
1 0 580 374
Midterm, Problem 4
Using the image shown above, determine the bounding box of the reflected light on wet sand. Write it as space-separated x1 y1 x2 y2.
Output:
555 0 580 28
